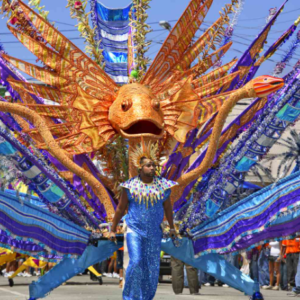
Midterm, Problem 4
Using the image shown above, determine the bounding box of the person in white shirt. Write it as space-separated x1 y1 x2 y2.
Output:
264 241 281 290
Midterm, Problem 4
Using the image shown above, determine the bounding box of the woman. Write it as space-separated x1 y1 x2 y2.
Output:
265 241 281 290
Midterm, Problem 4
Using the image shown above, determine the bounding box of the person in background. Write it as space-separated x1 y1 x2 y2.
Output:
240 251 250 277
4 91 12 102
203 275 216 287
258 244 270 288
171 257 200 295
280 241 288 291
248 246 261 283
105 251 119 279
117 246 124 288
287 237 300 297
283 238 300 288
4 260 17 278
264 241 281 290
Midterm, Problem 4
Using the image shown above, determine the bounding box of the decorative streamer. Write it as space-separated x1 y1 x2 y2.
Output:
273 30 300 75
225 0 288 91
162 8 300 211
128 0 151 80
67 0 104 66
182 66 300 231
266 7 277 23
90 0 132 84
191 170 300 256
214 0 244 68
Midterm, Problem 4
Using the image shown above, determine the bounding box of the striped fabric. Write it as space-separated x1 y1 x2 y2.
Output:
191 170 300 256
91 0 132 84
0 190 90 258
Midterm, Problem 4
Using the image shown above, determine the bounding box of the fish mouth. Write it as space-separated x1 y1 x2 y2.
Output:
271 80 284 87
120 120 163 139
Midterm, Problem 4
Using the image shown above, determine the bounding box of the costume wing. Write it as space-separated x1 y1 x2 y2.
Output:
139 0 239 144
3 1 119 154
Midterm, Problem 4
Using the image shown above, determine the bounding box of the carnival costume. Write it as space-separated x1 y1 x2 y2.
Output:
121 176 177 299
1 0 299 299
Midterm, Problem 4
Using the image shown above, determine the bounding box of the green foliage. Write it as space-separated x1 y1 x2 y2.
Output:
28 0 49 20
66 0 104 68
129 0 152 80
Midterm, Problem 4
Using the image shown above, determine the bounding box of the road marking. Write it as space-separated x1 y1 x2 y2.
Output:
0 287 28 297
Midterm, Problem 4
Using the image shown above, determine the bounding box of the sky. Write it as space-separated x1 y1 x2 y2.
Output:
0 0 300 79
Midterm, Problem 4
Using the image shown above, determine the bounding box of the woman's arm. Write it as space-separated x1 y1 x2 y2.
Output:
163 196 177 238
108 189 128 240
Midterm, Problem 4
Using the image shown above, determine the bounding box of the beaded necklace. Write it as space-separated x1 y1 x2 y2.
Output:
120 176 178 208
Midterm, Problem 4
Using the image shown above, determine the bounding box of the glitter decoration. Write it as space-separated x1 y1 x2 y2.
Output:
120 176 177 208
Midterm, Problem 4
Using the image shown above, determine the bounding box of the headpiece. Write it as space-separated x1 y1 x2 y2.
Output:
130 138 159 169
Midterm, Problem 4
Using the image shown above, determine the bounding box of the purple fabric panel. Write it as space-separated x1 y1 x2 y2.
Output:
162 152 182 178
0 110 22 131
263 24 296 59
46 153 68 172
0 230 44 252
227 0 287 89
192 188 300 253
173 96 268 210
229 215 300 253
0 211 86 255
185 129 197 147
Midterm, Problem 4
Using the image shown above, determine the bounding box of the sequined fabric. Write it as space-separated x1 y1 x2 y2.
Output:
121 176 175 238
120 176 177 209
122 176 175 299
123 230 161 300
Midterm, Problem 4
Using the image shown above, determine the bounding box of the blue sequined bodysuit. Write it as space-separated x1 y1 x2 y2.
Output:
120 176 177 300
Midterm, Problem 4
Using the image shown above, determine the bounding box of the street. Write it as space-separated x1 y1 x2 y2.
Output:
0 275 295 300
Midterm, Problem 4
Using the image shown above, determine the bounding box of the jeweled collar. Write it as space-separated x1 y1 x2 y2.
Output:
120 176 178 208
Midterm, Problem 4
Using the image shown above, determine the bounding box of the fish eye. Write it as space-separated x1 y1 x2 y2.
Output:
264 78 268 81
121 99 132 111
151 99 160 111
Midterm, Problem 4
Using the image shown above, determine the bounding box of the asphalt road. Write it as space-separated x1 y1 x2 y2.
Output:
0 275 296 300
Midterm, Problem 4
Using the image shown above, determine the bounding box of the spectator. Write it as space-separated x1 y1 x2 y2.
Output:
204 275 216 287
171 257 200 295
258 244 270 288
105 251 119 278
287 238 300 297
240 251 250 276
117 247 124 288
280 242 288 291
248 246 261 282
264 241 281 290
283 239 300 288
4 91 12 102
